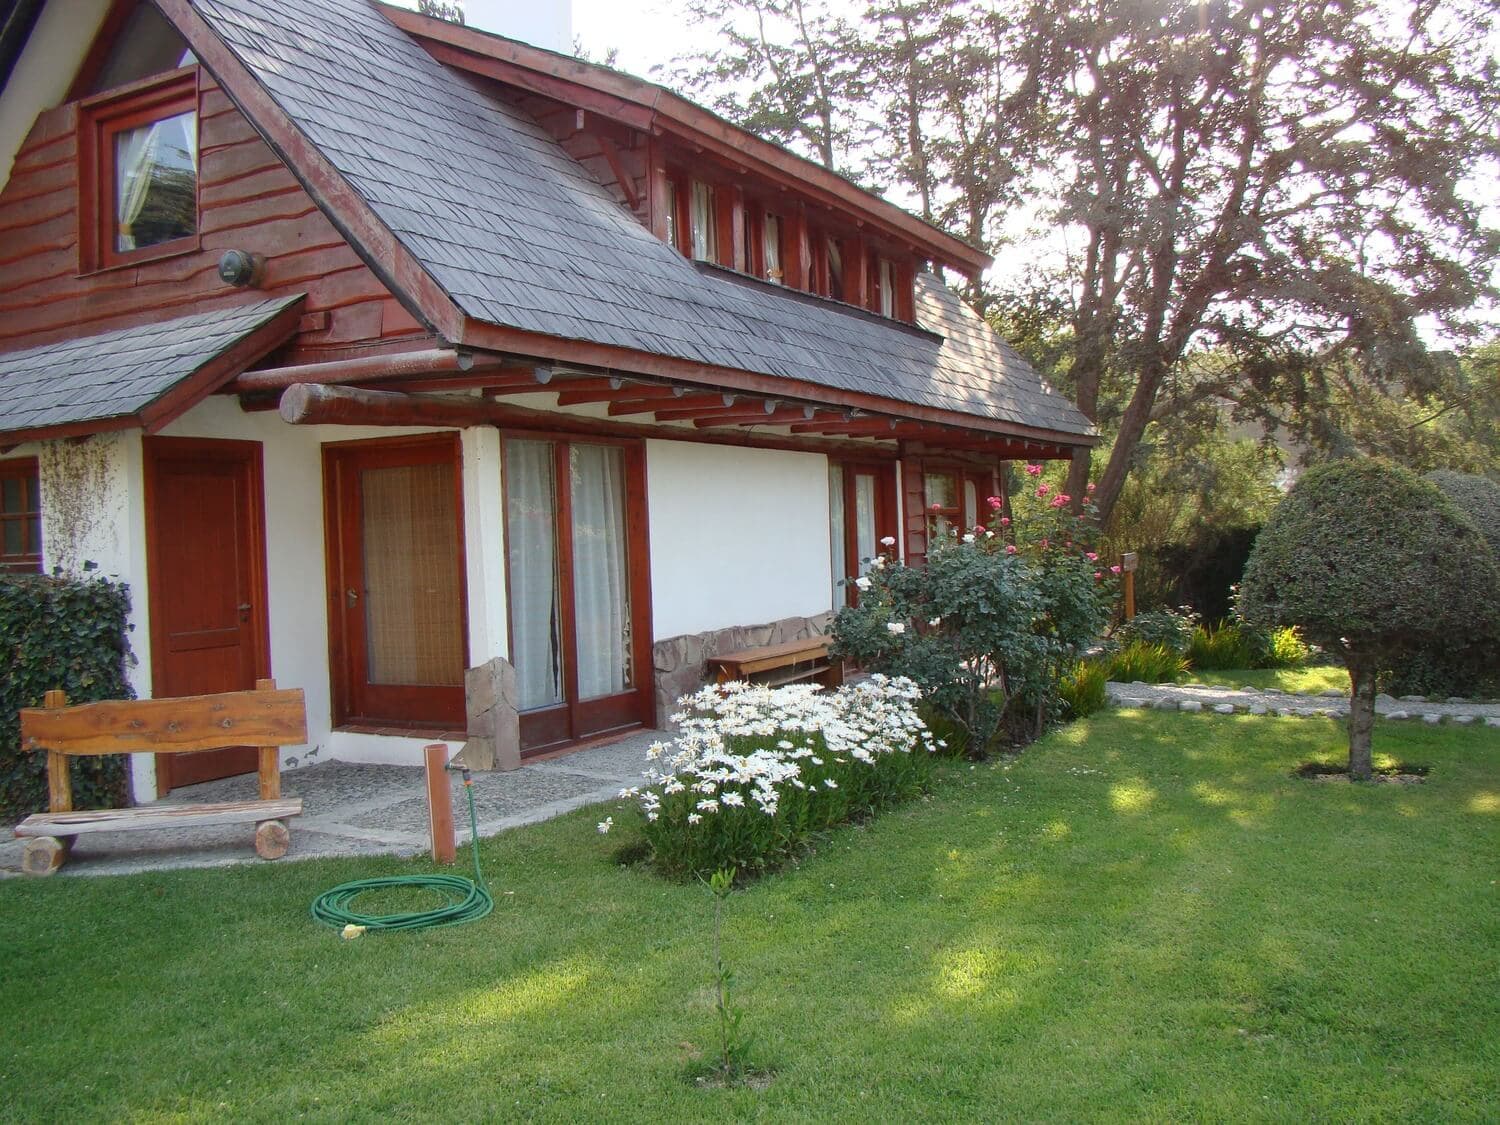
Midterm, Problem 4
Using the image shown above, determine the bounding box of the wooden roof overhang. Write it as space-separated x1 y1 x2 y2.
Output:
375 3 992 280
234 348 1086 463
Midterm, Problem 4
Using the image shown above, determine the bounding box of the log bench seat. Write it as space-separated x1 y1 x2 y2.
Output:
14 679 307 876
707 636 844 690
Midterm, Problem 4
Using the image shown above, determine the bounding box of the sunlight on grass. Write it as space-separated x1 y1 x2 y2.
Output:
933 946 1042 1002
1041 819 1071 839
1468 792 1500 814
373 953 598 1052
1190 666 1350 694
1192 781 1234 806
1109 780 1157 813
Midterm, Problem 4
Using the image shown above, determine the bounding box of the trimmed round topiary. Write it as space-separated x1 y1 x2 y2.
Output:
1241 459 1500 778
1426 470 1500 558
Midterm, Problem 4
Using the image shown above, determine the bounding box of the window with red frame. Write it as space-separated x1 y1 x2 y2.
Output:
0 459 42 573
79 67 199 272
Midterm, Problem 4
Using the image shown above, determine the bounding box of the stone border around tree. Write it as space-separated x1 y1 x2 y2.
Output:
1105 681 1500 728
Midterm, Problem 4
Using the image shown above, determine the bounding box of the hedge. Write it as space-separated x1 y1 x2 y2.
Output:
1 573 134 822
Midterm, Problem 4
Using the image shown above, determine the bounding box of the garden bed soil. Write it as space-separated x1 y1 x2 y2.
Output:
1294 762 1429 784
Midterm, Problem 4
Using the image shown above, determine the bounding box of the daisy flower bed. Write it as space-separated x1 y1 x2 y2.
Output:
616 674 940 879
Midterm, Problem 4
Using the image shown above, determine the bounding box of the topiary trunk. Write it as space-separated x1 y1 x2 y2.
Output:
1348 666 1377 781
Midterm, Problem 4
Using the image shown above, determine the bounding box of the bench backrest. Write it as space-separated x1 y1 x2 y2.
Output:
19 679 307 813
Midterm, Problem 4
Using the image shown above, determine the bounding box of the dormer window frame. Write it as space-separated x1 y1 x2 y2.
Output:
77 65 201 275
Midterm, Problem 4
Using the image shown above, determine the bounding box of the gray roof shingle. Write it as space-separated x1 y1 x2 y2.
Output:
189 0 1093 440
0 296 303 437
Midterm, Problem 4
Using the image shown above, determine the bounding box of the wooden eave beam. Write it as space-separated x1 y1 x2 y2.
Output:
278 383 901 459
454 316 1101 452
693 406 811 429
230 347 515 393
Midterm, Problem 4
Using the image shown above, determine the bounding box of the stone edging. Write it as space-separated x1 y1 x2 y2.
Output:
1105 681 1500 728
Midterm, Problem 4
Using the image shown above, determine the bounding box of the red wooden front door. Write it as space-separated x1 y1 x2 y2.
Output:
143 437 271 794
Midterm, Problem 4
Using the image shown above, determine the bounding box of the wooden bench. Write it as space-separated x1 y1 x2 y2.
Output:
14 678 307 876
707 636 844 690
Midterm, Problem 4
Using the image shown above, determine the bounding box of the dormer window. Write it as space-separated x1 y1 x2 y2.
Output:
79 70 199 271
877 258 896 317
763 213 783 284
689 180 718 261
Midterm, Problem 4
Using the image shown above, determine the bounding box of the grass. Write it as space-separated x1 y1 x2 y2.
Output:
2 712 1498 1121
1185 665 1351 694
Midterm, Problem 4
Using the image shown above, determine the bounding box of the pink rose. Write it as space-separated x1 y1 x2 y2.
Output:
1039 538 1049 549
1110 565 1122 574
1086 552 1098 562
1024 463 1043 476
1005 545 1018 555
1037 484 1051 497
929 502 942 511
1050 495 1067 509
1094 570 1103 580
1086 482 1096 492
986 495 1003 510
1000 516 1011 527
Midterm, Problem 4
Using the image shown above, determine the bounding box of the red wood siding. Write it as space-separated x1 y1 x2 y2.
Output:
0 72 426 360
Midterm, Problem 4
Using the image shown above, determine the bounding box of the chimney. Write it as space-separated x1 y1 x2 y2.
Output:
460 0 572 55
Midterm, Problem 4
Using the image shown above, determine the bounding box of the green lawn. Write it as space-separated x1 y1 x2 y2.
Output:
1185 665 1351 694
3 712 1498 1121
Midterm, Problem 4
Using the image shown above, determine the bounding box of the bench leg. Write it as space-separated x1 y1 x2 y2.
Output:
254 819 290 860
21 834 72 877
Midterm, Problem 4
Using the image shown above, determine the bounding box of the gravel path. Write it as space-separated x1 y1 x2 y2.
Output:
1107 681 1500 726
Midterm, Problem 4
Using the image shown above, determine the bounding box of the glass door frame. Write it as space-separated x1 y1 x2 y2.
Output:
499 430 655 755
322 433 469 729
830 458 898 607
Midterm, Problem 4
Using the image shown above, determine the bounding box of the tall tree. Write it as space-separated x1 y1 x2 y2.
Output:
669 0 1500 522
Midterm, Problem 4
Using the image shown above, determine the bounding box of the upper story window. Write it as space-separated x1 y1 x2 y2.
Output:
689 180 718 262
77 7 199 273
762 213 783 284
877 258 896 317
0 459 42 574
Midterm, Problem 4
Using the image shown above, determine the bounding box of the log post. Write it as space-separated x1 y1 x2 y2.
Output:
21 835 70 877
43 689 71 813
255 678 281 800
254 819 290 860
425 744 457 865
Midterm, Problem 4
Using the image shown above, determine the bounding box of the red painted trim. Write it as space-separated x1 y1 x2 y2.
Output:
0 457 43 573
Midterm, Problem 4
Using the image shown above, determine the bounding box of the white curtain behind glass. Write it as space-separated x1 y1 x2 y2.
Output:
855 473 877 571
570 444 630 699
829 465 845 608
504 440 563 710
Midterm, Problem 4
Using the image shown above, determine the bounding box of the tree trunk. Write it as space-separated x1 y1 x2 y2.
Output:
1347 665 1376 781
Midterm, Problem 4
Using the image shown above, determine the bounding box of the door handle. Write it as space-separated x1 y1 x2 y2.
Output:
238 602 251 622
346 588 359 608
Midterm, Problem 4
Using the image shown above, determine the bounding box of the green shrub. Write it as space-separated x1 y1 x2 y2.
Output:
1116 606 1198 654
1263 626 1311 669
1241 459 1500 778
622 678 937 880
1104 642 1189 684
1 573 134 821
1426 470 1500 557
1383 471 1500 698
832 470 1114 753
1186 623 1257 670
1059 660 1109 718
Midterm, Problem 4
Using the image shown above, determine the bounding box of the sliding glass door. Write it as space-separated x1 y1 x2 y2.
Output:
503 436 651 753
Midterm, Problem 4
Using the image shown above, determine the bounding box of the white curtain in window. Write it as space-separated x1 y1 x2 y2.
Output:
855 473 877 571
115 120 164 250
504 440 563 711
964 479 978 530
690 181 717 260
829 464 846 608
764 214 782 283
570 444 630 699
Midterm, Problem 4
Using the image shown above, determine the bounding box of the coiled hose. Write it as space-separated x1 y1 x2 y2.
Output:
310 768 494 933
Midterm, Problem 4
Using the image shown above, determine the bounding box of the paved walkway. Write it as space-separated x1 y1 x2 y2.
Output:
1 731 661 879
1108 681 1500 726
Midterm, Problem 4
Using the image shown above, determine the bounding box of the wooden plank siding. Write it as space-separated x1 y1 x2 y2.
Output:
0 72 426 361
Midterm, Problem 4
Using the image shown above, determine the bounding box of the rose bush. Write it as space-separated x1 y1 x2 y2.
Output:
831 467 1116 754
618 676 937 879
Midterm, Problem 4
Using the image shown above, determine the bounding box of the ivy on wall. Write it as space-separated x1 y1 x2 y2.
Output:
1 572 134 821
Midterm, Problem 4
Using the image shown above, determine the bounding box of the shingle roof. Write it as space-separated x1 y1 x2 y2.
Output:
189 0 1094 441
0 296 303 437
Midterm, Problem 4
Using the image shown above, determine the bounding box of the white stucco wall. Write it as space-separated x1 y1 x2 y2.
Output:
645 440 832 638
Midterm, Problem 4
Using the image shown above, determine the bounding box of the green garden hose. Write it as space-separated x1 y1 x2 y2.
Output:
310 768 494 933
